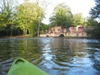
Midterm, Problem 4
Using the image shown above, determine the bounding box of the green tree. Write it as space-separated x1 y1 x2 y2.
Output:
15 1 44 36
50 3 73 28
40 23 50 34
90 0 100 19
87 16 98 26
88 0 100 38
73 13 86 26
0 0 17 36
0 0 14 28
35 0 50 36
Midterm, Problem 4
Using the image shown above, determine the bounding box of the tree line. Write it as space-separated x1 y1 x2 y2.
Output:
0 0 100 38
0 0 48 37
87 0 100 38
50 3 86 28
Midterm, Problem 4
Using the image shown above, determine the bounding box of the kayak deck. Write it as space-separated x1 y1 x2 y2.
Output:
7 58 49 75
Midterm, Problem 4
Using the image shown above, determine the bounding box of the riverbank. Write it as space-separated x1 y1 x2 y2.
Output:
0 35 30 38
0 35 98 39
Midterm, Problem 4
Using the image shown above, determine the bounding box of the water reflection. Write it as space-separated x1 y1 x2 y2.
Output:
0 38 100 75
85 41 100 72
0 38 43 75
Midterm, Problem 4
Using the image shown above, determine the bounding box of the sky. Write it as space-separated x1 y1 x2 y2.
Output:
18 0 95 24
42 0 95 24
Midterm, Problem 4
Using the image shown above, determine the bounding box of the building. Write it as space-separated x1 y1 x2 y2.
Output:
40 25 87 37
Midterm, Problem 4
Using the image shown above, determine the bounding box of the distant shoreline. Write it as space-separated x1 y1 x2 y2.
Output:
0 35 30 38
0 35 98 39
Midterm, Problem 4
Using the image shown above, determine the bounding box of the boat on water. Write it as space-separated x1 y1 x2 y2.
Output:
7 58 49 75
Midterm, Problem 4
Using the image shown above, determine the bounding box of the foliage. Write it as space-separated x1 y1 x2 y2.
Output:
87 0 100 38
90 0 100 19
87 16 98 26
73 13 86 26
50 3 73 28
87 23 100 38
0 0 48 37
40 23 50 34
0 0 17 36
0 0 15 28
15 1 44 36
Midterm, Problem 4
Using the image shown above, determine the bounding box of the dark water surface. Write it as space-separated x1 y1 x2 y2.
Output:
0 37 100 75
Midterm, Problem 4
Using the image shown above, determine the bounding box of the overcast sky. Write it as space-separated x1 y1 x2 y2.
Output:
18 0 95 24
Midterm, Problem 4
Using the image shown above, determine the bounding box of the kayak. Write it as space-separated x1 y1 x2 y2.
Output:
7 58 49 75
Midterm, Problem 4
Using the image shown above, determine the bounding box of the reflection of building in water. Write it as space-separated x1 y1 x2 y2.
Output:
51 38 68 50
40 25 87 37
68 39 88 57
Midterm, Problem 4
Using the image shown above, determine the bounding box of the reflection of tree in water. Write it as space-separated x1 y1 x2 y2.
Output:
51 38 72 62
0 39 12 61
0 39 14 75
0 38 43 62
51 38 87 67
17 38 43 65
0 38 44 75
86 42 100 71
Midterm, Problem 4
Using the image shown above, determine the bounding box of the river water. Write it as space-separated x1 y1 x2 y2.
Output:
0 37 100 75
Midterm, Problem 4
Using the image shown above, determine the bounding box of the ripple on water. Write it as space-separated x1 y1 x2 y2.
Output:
0 38 100 75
